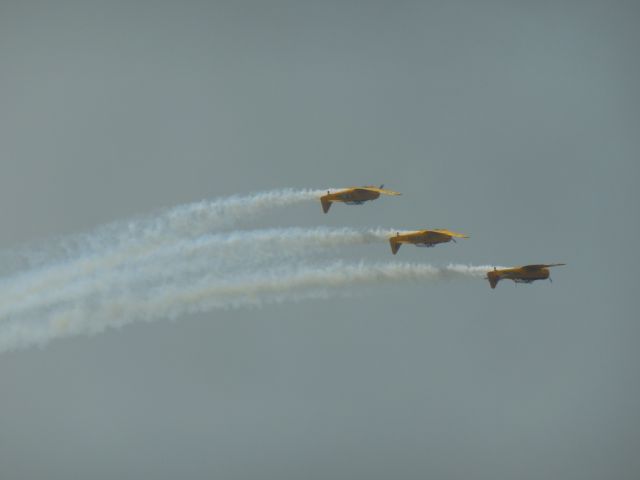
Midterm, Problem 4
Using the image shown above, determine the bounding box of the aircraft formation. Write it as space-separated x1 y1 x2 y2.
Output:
320 186 564 289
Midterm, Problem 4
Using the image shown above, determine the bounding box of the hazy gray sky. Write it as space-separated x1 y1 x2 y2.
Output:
1 1 639 479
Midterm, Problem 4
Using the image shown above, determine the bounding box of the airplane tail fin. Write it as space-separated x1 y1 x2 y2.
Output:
486 271 499 289
389 237 401 255
320 196 332 214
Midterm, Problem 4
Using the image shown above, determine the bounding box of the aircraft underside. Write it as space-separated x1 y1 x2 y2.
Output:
513 278 535 284
512 277 551 284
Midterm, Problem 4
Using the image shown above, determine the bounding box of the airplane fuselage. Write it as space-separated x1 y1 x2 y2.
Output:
389 230 460 254
320 187 394 213
395 231 453 246
329 190 381 203
487 267 550 288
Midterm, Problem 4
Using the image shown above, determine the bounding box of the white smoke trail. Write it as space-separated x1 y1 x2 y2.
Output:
1 188 329 273
0 227 396 319
0 261 493 353
0 188 330 309
0 187 493 353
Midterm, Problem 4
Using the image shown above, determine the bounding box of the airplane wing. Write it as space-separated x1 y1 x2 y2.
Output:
421 231 441 242
521 263 566 271
432 229 469 238
376 188 402 196
355 187 402 196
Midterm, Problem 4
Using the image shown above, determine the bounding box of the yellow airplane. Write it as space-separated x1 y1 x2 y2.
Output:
486 264 566 289
320 185 401 213
389 229 469 254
